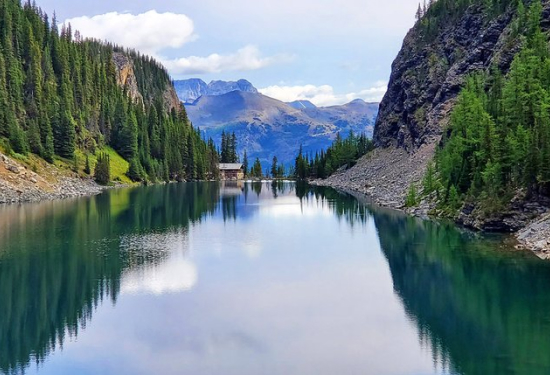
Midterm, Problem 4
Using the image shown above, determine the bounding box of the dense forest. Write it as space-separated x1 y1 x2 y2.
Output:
294 132 374 180
0 0 218 183
431 0 550 213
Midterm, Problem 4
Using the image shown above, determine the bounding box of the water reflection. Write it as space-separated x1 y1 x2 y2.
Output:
373 208 550 375
1 183 550 374
300 187 550 375
0 183 219 374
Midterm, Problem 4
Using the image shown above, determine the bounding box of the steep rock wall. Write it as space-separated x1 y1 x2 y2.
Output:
374 4 520 149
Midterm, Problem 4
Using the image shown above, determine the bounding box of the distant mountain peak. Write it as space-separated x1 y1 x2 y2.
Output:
174 78 258 103
288 100 317 110
185 91 379 169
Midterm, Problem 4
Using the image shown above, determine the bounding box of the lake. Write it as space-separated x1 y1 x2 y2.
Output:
1 182 550 375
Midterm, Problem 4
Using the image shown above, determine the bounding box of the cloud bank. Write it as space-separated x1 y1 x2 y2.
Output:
162 45 294 75
259 81 387 106
65 11 196 55
65 11 291 76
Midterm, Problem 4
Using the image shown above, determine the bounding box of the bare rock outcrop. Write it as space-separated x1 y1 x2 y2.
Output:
112 52 144 105
112 52 181 112
315 1 550 256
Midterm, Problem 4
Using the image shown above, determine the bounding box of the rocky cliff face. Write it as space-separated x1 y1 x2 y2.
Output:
162 84 182 113
112 52 180 112
317 1 550 257
113 52 144 105
375 1 550 150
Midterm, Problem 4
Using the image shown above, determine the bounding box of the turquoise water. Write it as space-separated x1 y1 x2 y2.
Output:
1 182 550 375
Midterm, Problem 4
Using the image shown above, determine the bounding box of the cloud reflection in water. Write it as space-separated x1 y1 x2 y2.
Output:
120 231 198 295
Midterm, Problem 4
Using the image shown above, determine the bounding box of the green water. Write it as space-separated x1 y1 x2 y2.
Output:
1 182 550 375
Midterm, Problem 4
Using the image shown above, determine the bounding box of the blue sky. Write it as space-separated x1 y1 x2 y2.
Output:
35 0 419 105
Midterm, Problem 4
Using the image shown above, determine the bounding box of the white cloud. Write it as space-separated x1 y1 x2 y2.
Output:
65 12 292 76
259 81 387 106
65 11 196 55
162 45 293 75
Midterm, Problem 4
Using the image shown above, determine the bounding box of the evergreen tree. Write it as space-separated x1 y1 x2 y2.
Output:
271 156 279 178
243 149 249 176
252 158 262 178
94 152 110 185
434 0 550 211
84 153 91 175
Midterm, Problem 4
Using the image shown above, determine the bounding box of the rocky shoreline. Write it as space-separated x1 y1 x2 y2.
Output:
0 175 105 204
0 152 106 205
311 146 550 260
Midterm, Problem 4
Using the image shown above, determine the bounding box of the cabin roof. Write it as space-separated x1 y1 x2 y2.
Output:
219 163 243 170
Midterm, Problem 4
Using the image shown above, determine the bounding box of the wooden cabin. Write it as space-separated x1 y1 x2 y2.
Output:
219 163 244 181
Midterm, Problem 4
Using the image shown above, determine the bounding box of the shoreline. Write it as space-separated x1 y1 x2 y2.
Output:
310 177 550 260
0 175 107 205
0 151 131 205
3 146 548 261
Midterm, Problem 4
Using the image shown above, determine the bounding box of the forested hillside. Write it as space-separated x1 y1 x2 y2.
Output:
434 0 550 212
0 0 218 183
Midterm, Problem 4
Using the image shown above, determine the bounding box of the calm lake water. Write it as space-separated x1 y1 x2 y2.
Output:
1 182 550 375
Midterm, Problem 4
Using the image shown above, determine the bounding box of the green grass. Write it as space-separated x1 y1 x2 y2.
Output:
74 147 133 185
0 137 134 185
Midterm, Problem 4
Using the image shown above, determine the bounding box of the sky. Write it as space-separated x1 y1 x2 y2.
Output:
35 0 419 106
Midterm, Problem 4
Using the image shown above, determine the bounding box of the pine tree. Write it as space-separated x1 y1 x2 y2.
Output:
434 0 550 210
243 149 249 176
84 153 91 175
252 158 262 178
271 156 278 178
94 152 110 185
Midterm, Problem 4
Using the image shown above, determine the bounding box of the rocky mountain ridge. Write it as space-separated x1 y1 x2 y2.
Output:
113 52 180 113
375 4 524 149
174 79 258 103
184 91 378 167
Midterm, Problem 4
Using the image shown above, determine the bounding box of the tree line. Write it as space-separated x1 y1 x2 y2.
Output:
0 0 218 183
294 132 374 180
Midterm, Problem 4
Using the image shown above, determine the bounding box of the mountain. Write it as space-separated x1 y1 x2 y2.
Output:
173 79 208 104
207 79 258 96
185 91 378 167
288 100 317 109
174 79 258 103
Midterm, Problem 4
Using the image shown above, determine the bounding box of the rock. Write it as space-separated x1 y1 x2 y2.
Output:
517 213 550 259
7 165 19 174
